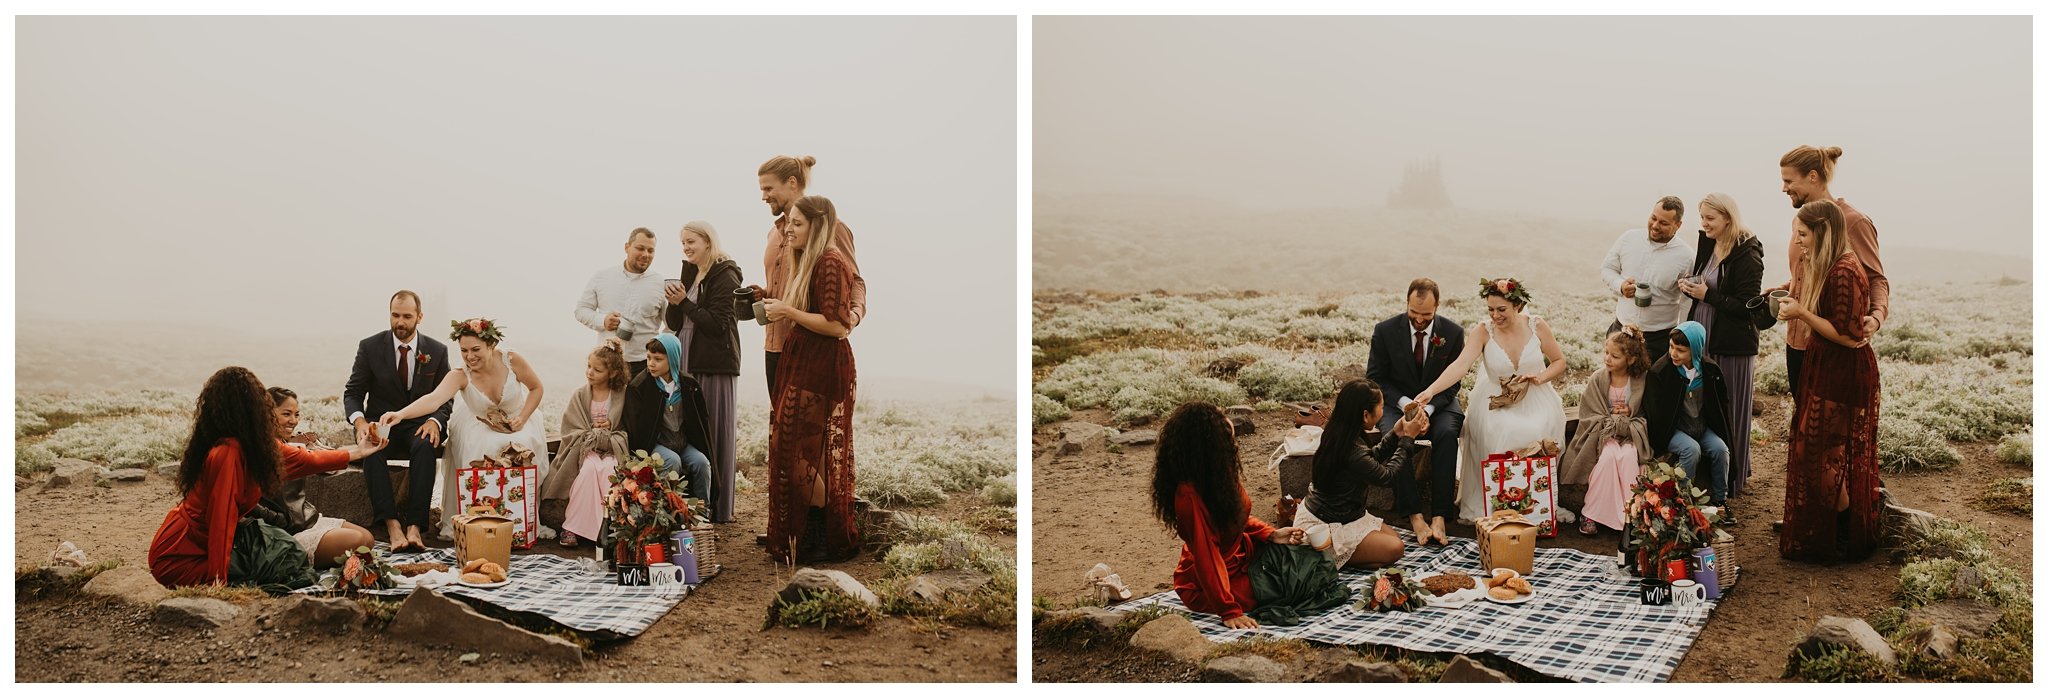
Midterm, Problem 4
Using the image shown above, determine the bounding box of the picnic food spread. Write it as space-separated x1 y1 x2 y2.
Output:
1483 568 1534 601
460 557 508 584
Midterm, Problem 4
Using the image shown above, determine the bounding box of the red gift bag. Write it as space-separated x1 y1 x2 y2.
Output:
456 460 540 549
1482 452 1559 538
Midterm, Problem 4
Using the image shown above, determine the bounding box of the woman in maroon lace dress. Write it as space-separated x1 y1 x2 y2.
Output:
1775 200 1881 562
759 195 860 563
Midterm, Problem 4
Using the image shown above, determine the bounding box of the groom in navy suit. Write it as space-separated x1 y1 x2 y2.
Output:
1366 278 1466 543
344 290 453 551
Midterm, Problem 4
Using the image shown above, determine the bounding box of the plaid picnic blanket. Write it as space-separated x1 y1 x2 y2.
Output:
294 547 704 639
1112 531 1716 683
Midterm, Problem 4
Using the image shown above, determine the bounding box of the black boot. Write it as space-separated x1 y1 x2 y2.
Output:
796 507 828 563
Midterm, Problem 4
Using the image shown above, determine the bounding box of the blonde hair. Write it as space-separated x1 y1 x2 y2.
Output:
1781 145 1845 185
680 221 729 285
1698 192 1755 256
1796 200 1850 309
758 155 816 189
783 195 838 315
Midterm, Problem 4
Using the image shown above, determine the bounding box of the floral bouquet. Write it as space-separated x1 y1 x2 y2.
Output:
331 546 395 593
1356 567 1430 612
602 450 696 563
1622 460 1718 577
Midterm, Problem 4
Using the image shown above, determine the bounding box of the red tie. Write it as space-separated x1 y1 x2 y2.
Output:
398 345 411 389
1414 330 1427 366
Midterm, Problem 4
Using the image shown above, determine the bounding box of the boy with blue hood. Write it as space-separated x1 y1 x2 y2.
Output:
621 334 715 500
1642 321 1736 517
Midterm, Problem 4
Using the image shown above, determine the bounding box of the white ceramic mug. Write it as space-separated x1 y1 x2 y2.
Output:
1304 524 1333 552
647 563 681 587
1768 289 1791 318
1671 578 1706 606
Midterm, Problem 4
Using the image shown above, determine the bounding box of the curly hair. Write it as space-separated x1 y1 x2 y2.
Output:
177 367 283 497
1312 380 1384 487
449 317 505 345
1605 325 1653 377
1150 401 1248 536
590 343 628 391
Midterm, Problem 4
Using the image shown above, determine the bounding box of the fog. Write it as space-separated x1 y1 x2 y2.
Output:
1036 16 2031 260
16 16 1017 402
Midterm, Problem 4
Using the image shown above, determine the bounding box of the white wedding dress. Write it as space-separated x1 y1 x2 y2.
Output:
434 347 551 538
1456 316 1568 521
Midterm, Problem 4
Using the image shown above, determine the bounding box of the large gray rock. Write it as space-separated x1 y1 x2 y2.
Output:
1796 616 1898 666
301 465 422 528
1902 624 1959 661
157 462 180 478
153 597 241 628
258 595 367 633
1057 421 1109 455
1041 607 1127 634
1906 599 2004 639
779 568 880 608
42 459 104 490
107 468 148 483
1949 566 1986 597
81 565 168 606
1129 613 1210 664
1230 416 1255 435
1438 655 1514 683
385 588 582 665
1203 654 1289 682
1109 429 1159 446
907 570 993 604
1880 501 1939 545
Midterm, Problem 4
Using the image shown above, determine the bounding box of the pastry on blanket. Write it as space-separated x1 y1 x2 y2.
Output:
479 562 506 582
1487 570 1515 588
1506 577 1532 594
1420 572 1474 596
1488 586 1520 601
463 558 488 574
461 572 493 585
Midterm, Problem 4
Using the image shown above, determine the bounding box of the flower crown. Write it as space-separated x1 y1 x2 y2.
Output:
450 317 506 344
1478 277 1533 306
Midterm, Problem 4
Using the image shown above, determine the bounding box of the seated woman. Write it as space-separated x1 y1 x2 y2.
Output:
540 343 632 547
1644 321 1735 512
253 387 376 567
1295 379 1427 568
620 334 714 501
1153 402 1347 629
1560 327 1654 535
150 367 385 590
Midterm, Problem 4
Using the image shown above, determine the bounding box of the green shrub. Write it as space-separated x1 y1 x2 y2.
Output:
980 474 1016 507
1786 645 1896 682
1896 557 2029 609
1032 393 1070 426
1878 414 1962 472
1755 360 1791 396
1236 355 1329 402
16 443 58 476
1891 518 1992 565
1974 478 2031 515
767 590 879 630
1994 432 2030 465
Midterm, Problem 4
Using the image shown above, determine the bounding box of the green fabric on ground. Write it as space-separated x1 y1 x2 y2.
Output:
227 517 316 594
1248 541 1351 626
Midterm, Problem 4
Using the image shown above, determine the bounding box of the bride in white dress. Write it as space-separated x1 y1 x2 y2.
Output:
379 318 550 540
1412 279 1568 523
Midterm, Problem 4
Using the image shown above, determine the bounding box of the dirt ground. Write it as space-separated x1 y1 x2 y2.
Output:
14 459 1017 683
1030 397 2031 682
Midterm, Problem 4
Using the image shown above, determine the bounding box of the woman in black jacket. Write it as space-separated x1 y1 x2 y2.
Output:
664 221 743 523
1677 193 1768 501
1644 322 1735 514
1294 379 1427 567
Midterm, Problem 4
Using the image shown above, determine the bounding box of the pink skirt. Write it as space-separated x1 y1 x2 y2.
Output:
563 452 616 541
1581 440 1640 530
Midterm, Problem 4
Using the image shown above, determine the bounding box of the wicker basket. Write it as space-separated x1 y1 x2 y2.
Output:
691 523 720 581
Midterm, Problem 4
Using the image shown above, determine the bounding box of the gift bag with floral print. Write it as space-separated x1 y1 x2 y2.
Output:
1482 452 1558 538
456 458 540 549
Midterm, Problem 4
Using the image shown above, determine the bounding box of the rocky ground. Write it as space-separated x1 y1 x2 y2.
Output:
1029 398 2032 682
15 457 1018 683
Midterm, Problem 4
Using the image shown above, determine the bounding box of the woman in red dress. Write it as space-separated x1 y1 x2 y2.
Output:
149 367 385 588
759 195 860 563
1150 402 1309 629
1775 200 1882 562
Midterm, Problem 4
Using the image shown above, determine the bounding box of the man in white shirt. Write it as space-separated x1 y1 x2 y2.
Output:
1600 196 1697 360
577 228 669 376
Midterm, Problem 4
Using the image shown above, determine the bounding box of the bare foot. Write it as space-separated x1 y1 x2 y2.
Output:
1431 517 1450 545
1409 514 1432 542
384 522 407 550
404 526 427 552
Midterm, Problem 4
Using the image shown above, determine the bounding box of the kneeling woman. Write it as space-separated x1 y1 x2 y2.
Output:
1295 380 1427 568
150 367 385 590
1152 402 1348 629
255 387 376 568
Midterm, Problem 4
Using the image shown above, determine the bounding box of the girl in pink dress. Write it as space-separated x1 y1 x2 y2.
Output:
1561 327 1653 534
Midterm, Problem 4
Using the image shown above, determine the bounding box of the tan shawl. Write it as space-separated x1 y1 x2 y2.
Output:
1559 367 1651 485
539 383 629 502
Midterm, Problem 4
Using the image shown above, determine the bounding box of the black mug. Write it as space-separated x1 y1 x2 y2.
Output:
733 287 758 321
1639 578 1672 605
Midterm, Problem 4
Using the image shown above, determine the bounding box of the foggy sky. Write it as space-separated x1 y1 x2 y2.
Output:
1037 16 2031 256
17 16 1017 398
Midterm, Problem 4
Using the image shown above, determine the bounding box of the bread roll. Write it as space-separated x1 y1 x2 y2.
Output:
461 572 492 584
463 558 487 574
1488 586 1519 601
1507 577 1532 594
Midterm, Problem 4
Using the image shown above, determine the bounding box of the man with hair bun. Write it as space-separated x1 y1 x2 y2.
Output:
1772 145 1887 404
751 155 866 400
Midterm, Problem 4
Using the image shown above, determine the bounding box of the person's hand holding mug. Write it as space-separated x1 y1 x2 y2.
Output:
1777 296 1805 322
1394 412 1426 438
1620 277 1638 299
664 281 688 305
353 416 376 449
1272 526 1306 545
1679 277 1707 300
761 298 793 323
604 312 622 331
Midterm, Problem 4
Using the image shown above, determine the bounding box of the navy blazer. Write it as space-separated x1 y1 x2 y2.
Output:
1366 313 1466 416
343 331 454 429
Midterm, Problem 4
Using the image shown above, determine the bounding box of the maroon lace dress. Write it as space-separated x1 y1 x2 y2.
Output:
766 249 859 562
1780 252 1882 562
